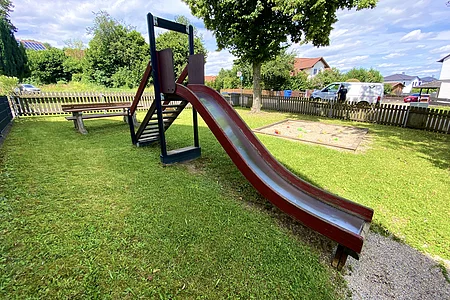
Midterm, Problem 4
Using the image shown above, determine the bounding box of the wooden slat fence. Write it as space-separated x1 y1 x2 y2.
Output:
10 92 450 134
238 95 449 134
9 92 155 116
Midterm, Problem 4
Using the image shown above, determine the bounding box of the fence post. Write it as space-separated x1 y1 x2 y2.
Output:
7 95 17 118
328 100 333 118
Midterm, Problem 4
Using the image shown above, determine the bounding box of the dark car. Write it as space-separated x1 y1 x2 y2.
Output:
403 93 430 103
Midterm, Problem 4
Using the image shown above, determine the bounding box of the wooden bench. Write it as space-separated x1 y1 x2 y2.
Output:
61 102 138 134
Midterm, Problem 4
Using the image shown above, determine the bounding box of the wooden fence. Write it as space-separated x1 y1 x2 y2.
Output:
9 92 155 116
1 96 13 137
239 95 450 134
8 92 450 134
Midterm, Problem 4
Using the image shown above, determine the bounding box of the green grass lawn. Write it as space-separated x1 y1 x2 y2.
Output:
0 112 344 298
1 108 449 297
238 110 450 260
39 81 154 93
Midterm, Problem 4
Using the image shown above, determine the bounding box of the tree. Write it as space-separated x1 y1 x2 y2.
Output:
261 50 295 91
84 11 149 88
183 0 377 112
383 83 393 95
26 48 69 84
156 16 207 77
289 71 310 91
0 0 27 79
344 67 383 83
310 67 343 89
0 0 14 30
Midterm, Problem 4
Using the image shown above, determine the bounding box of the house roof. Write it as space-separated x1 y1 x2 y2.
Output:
205 75 217 82
437 54 450 62
417 79 450 89
18 39 46 51
383 74 417 82
385 82 404 88
417 80 442 89
420 76 436 83
294 57 330 70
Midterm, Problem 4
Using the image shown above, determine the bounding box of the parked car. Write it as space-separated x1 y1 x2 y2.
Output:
14 84 41 93
310 82 384 105
403 93 430 103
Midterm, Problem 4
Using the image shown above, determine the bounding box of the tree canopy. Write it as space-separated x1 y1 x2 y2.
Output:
343 67 383 83
156 16 207 77
0 0 27 79
84 11 149 88
183 0 378 112
26 48 69 84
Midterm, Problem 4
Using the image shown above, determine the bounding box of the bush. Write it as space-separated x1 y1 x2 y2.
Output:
72 73 83 82
0 75 18 95
383 83 393 95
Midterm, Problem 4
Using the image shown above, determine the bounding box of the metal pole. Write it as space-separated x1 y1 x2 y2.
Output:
189 25 200 148
147 13 167 157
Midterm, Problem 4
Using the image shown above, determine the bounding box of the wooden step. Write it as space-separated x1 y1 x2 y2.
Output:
161 110 181 115
150 116 177 122
140 133 160 139
136 137 159 147
162 104 184 108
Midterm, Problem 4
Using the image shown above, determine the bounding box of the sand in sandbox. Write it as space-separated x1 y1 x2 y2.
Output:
253 119 368 151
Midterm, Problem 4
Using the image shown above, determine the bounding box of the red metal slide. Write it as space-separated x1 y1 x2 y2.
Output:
175 83 373 267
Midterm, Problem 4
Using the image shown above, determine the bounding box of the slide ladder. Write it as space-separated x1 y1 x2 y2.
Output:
134 95 189 146
127 15 201 164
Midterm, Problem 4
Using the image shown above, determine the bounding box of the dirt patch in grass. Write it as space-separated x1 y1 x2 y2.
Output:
254 119 369 151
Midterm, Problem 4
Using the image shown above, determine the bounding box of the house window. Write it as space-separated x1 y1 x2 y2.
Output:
313 68 318 75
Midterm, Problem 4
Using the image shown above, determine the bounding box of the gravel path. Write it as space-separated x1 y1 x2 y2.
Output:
344 232 450 299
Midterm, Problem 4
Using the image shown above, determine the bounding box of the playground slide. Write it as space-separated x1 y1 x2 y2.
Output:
175 83 373 258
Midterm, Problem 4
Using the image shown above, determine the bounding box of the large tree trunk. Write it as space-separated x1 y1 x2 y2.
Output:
251 61 262 113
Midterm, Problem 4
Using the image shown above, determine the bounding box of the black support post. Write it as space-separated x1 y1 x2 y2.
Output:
147 13 167 157
188 25 200 148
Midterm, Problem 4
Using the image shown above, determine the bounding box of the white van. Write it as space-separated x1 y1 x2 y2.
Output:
311 82 384 105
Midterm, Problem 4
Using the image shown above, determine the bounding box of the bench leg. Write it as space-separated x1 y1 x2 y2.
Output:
75 112 88 134
132 112 139 127
332 244 348 270
123 111 139 127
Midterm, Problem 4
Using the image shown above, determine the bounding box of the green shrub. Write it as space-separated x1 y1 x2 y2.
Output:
71 73 83 82
0 75 18 95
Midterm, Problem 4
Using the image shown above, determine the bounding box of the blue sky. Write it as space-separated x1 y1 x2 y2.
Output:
9 0 450 77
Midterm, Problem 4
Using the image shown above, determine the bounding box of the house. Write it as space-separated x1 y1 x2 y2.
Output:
385 82 405 96
383 73 422 94
205 75 217 82
293 57 330 78
420 76 436 84
17 39 46 51
437 53 450 99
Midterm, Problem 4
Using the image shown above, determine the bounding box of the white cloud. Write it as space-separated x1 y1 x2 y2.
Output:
383 53 405 59
430 45 450 54
335 56 368 64
205 50 235 75
433 31 450 41
420 69 439 74
8 0 449 78
378 63 399 68
400 30 432 42
384 8 405 15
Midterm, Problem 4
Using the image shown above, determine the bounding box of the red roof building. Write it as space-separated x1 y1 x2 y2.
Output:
293 57 330 77
205 75 217 82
